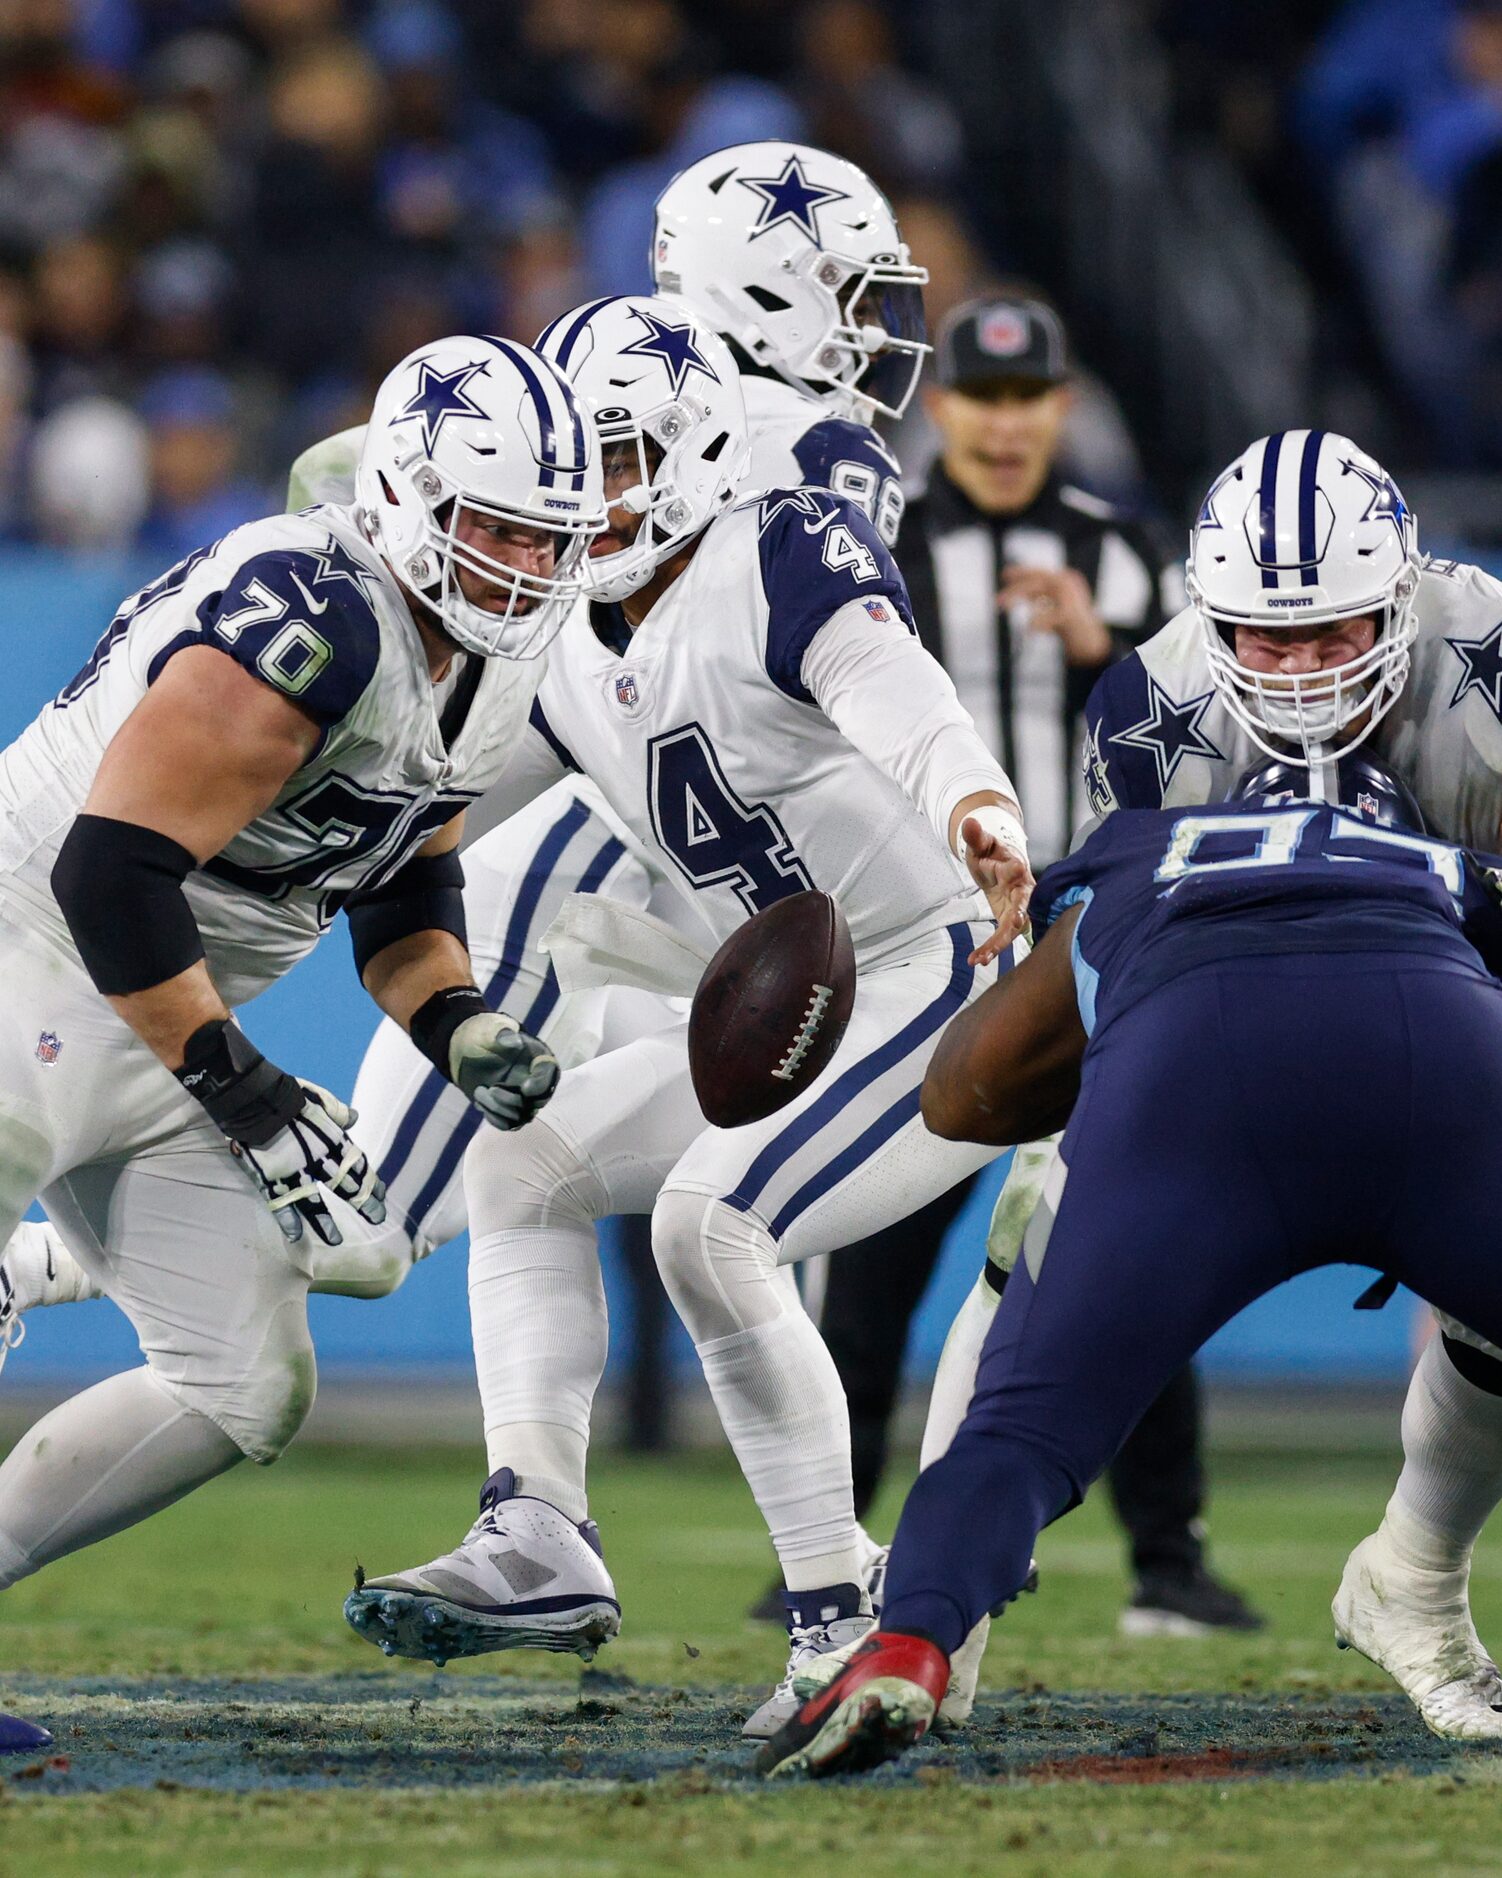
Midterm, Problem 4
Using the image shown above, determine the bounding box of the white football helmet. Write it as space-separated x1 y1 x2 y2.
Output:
651 141 929 423
1187 429 1421 764
535 294 750 604
355 335 605 659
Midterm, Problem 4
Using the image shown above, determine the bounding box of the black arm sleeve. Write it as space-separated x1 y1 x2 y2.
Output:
345 846 468 982
51 813 205 996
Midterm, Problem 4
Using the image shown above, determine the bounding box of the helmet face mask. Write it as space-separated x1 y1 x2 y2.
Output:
652 141 930 422
536 296 750 604
356 336 606 659
1187 431 1421 765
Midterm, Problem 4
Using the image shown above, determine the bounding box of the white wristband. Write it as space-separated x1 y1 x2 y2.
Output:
958 802 1030 867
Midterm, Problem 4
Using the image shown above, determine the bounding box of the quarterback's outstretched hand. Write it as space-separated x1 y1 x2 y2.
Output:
175 1020 386 1246
961 808 1035 965
448 1012 559 1130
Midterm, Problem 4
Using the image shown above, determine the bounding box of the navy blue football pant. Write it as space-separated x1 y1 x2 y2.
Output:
881 950 1502 1656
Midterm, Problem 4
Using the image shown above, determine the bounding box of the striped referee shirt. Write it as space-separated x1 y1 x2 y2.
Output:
898 464 1186 867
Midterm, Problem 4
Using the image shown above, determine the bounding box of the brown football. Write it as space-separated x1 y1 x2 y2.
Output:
688 890 856 1128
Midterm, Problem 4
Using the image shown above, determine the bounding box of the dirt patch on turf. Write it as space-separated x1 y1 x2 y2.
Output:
0 1674 1492 1794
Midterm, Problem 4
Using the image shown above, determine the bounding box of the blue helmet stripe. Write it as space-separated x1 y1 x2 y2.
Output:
1257 431 1284 589
1297 428 1325 586
490 338 588 492
540 295 622 371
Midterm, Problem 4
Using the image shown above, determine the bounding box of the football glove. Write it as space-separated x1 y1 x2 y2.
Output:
447 1011 559 1130
176 1019 385 1246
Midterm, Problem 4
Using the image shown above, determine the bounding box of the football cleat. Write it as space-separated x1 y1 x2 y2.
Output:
757 1630 949 1777
1120 1564 1265 1638
343 1467 620 1664
0 1246 22 1381
0 1711 51 1755
1333 1526 1502 1740
741 1582 874 1740
794 1557 1039 1729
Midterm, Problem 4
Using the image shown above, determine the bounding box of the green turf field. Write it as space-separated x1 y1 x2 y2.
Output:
2 1432 1500 1876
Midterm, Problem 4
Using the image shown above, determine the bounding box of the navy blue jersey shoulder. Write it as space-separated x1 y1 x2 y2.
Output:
1082 650 1228 814
754 486 914 704
791 417 900 492
1033 802 1491 1036
180 540 384 727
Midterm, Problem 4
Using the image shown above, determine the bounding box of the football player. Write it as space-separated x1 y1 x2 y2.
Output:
0 337 602 1749
758 755 1502 1776
929 429 1502 1739
342 293 1032 1735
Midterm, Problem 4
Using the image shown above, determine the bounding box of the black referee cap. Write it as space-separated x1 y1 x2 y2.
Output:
935 295 1069 390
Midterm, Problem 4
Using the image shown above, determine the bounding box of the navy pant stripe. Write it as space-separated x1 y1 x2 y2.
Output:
377 796 594 1195
723 925 976 1222
399 829 629 1234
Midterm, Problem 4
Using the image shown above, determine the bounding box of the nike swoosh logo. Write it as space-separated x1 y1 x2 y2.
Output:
290 571 329 615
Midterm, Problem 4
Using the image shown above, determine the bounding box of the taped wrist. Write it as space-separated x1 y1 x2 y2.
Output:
409 984 489 1078
347 847 467 981
174 1019 302 1148
52 814 205 996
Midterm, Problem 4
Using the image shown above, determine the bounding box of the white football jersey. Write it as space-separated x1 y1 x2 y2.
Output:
511 487 998 965
1083 556 1502 847
0 505 538 1004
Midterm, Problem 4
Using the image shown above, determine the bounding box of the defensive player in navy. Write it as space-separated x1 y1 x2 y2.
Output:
342 293 1032 1734
0 334 604 1750
940 428 1502 1738
760 758 1502 1776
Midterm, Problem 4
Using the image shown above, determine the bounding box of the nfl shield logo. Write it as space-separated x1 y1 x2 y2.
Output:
863 599 891 622
615 672 639 709
1356 791 1379 821
35 1031 61 1066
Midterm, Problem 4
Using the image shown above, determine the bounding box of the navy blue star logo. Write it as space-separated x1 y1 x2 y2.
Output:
1446 620 1502 720
393 357 490 455
1341 455 1411 552
618 309 719 396
1110 680 1226 794
738 155 849 246
305 540 381 603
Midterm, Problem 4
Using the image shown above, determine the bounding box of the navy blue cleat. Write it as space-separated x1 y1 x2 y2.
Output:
0 1711 51 1756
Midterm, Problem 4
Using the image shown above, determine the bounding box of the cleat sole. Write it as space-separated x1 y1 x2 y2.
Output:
344 1587 619 1664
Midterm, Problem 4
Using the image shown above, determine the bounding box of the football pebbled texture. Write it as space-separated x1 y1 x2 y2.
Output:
689 891 856 1128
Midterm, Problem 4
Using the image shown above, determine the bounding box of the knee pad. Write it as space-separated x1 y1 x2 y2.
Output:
153 1297 318 1466
651 1186 786 1344
464 1115 604 1239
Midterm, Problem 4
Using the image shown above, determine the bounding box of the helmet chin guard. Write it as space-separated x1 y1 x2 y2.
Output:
1187 430 1421 765
651 141 929 422
355 335 606 659
535 295 750 604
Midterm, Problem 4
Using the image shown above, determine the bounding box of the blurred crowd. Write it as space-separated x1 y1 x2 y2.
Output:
0 0 1013 557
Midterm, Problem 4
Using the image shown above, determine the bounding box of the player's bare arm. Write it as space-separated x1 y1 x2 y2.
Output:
921 903 1085 1145
72 643 320 1068
950 791 1034 963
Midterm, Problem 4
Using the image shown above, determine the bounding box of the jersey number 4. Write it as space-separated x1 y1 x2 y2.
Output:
648 725 813 915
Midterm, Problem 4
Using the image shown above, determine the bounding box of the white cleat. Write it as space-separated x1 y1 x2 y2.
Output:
344 1467 620 1664
742 1583 875 1740
1334 1526 1502 1740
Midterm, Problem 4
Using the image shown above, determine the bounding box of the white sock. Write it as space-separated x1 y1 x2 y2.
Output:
4 1219 101 1311
920 1272 1000 1469
1390 1334 1502 1570
0 1368 241 1589
696 1313 861 1593
468 1224 607 1527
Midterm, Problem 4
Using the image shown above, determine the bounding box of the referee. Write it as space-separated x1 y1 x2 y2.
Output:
813 295 1263 1637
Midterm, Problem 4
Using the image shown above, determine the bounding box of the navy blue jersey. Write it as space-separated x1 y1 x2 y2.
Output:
1034 800 1501 1036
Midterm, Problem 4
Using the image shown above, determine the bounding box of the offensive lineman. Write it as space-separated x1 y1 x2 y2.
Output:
0 336 600 1751
928 428 1502 1739
342 293 1034 1736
